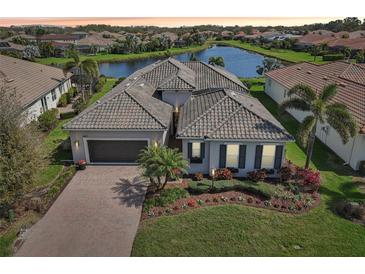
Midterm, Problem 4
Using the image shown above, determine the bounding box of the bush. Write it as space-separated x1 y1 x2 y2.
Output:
194 173 204 181
323 54 344 61
57 94 68 107
60 111 76 120
359 161 365 176
336 200 365 221
279 161 297 182
295 168 321 192
113 77 126 88
95 76 107 92
67 87 77 102
213 168 232 180
247 169 267 182
38 108 58 131
143 188 189 211
72 97 87 114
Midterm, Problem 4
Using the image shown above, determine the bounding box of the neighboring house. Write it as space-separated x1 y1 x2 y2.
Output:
0 54 72 121
0 40 26 53
64 58 293 176
265 61 365 170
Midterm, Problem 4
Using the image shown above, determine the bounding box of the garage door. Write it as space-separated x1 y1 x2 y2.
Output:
87 140 148 163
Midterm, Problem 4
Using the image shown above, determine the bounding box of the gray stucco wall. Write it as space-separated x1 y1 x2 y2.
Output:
182 139 287 177
161 90 192 107
69 130 168 163
265 76 365 170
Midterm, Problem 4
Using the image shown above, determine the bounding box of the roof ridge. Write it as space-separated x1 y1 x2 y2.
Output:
178 92 229 136
124 88 167 128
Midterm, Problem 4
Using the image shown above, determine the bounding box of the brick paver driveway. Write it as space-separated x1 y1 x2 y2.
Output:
16 166 147 257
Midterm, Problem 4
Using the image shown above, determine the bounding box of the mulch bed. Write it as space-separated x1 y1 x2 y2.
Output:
141 190 321 220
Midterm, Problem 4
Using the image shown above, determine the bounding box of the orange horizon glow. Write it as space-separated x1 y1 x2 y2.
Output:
0 17 342 27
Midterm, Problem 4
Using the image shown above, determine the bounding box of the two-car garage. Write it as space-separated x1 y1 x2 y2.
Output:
86 139 149 164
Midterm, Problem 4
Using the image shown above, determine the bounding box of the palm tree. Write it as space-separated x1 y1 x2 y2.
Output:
208 56 225 67
138 144 188 192
256 58 283 75
279 83 357 169
310 45 321 61
63 50 99 101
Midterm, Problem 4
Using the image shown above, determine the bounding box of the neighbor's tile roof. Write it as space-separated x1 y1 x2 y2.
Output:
63 78 172 130
177 88 293 141
0 54 72 108
265 61 365 133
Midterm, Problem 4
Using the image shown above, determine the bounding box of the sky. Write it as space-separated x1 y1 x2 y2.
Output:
0 17 342 27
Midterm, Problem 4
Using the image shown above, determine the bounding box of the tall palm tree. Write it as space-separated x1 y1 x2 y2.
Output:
279 83 357 169
138 144 188 192
208 56 225 67
63 50 99 101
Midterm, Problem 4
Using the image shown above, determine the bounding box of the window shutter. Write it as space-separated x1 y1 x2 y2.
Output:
254 145 263 169
200 143 205 159
238 145 246 169
274 145 284 169
188 143 192 159
219 144 227 168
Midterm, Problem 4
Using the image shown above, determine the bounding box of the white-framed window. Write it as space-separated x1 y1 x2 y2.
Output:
192 142 201 158
51 90 57 101
226 144 239 168
261 145 276 169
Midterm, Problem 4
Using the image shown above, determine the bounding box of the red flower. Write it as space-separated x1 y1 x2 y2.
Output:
78 160 86 165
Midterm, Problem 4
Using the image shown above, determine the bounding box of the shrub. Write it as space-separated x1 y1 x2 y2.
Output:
247 169 267 182
359 161 365 176
194 172 204 181
95 76 107 92
57 94 68 107
213 168 232 180
143 188 189 211
187 198 196 207
295 168 321 192
60 111 76 120
67 87 77 102
38 108 58 131
247 197 254 203
323 54 344 61
279 161 297 182
72 97 87 114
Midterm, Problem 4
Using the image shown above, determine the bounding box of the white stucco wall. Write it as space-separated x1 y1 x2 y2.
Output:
265 77 365 170
69 129 168 163
161 90 192 107
25 79 72 122
182 139 287 177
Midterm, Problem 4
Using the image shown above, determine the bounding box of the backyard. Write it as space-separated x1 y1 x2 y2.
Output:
131 78 365 256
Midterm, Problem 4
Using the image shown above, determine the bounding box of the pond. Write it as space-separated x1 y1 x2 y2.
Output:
99 45 266 78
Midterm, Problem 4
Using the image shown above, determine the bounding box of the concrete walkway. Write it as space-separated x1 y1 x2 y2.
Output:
16 166 147 257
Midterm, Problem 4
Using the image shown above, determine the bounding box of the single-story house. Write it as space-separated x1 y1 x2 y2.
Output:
265 61 365 171
64 58 293 176
0 54 72 121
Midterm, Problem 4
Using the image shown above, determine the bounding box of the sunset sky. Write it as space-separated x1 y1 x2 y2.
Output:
0 17 342 27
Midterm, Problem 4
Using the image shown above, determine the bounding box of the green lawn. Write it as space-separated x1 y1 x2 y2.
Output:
131 79 365 256
35 44 209 65
211 40 327 64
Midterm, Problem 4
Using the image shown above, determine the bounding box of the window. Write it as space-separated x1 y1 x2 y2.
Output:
261 145 276 169
192 142 201 158
41 97 48 112
226 144 239 168
51 90 57 101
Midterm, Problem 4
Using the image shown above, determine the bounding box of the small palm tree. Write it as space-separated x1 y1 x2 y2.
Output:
279 83 357 169
138 144 188 192
208 56 225 67
63 50 99 101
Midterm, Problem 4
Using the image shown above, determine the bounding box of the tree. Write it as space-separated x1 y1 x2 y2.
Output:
256 57 283 75
208 56 225 67
63 50 99 101
0 81 45 212
189 53 198 61
279 83 357 169
138 144 188 192
310 45 321 61
343 47 352 60
22 45 40 61
355 50 364 63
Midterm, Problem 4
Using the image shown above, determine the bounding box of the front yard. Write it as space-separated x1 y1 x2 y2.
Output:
131 78 365 256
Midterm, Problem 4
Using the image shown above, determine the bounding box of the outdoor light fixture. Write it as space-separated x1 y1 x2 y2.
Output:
75 140 79 149
153 141 158 147
174 106 179 113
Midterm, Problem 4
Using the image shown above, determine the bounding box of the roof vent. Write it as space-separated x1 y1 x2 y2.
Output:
339 82 347 87
96 100 100 104
126 83 130 87
230 91 236 96
133 77 137 80
307 70 312 74
323 76 329 80
297 67 302 70
139 83 145 87
5 78 14 83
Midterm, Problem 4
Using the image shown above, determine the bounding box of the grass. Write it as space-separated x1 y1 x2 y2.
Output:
210 40 327 64
35 44 209 65
87 78 117 106
131 78 365 256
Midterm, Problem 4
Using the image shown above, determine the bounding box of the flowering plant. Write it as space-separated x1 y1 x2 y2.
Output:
77 160 86 170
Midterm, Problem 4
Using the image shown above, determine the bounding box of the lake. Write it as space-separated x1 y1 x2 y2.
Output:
99 45 266 78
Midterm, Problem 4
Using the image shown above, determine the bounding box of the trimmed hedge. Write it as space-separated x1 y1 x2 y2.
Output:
188 179 282 200
323 54 344 61
144 188 190 211
38 108 58 131
60 111 76 120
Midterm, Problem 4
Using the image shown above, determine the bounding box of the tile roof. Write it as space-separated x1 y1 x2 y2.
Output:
177 88 293 141
63 78 172 130
0 54 71 108
265 61 365 133
64 58 250 134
